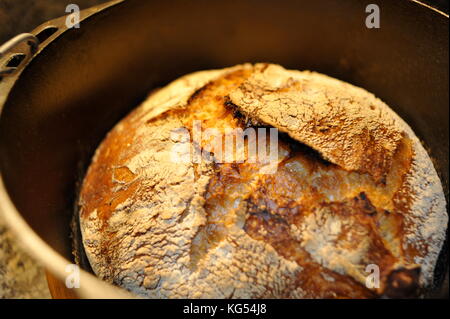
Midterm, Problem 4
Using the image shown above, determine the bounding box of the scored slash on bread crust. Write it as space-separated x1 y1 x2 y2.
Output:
78 63 447 298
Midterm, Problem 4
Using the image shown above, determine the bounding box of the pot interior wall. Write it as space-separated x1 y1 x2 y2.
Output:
0 0 448 292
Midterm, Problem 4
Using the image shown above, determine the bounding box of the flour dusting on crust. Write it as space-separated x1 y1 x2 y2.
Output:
79 64 447 298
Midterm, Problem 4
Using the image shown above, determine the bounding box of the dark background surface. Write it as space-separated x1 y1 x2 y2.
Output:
0 0 108 44
422 0 449 12
0 0 448 45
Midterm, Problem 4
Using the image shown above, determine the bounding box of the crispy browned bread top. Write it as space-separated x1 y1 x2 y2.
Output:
79 64 447 298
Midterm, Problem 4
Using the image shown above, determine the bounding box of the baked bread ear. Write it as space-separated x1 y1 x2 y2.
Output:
228 64 403 184
78 63 447 298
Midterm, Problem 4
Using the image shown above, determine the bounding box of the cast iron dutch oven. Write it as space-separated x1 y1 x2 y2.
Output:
0 0 448 298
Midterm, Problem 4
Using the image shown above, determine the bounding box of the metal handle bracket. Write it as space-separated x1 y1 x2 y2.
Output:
0 33 40 77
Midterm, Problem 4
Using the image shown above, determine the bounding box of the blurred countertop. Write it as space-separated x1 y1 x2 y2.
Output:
0 219 50 298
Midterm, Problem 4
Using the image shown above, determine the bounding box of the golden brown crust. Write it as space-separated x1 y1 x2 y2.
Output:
228 64 404 184
79 64 447 298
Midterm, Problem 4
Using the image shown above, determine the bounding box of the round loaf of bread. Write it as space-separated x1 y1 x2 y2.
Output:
78 63 447 298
